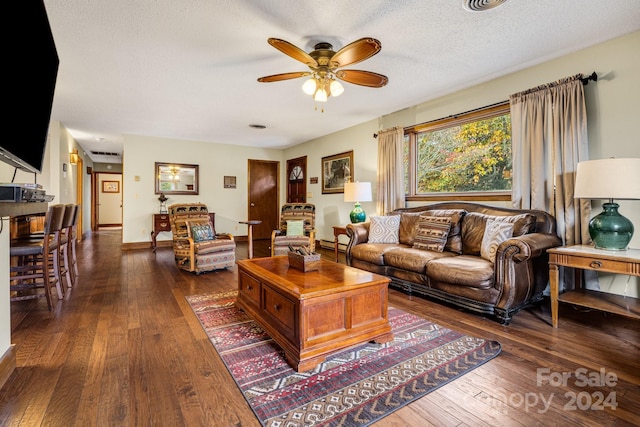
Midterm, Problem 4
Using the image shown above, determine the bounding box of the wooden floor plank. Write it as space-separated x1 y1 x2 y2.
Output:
2 231 638 426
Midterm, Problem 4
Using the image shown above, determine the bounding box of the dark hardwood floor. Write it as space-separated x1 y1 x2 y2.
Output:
2 229 639 426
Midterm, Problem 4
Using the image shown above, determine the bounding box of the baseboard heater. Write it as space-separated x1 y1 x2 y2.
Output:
319 239 347 252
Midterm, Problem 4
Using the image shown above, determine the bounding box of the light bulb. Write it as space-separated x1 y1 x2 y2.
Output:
314 88 328 102
329 80 344 97
302 78 317 95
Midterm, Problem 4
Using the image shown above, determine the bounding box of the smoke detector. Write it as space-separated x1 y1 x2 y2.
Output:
463 0 508 12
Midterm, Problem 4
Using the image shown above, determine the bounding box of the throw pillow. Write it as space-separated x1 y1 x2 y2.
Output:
461 212 536 255
427 209 466 254
480 220 515 263
413 215 452 252
286 220 305 236
368 215 401 244
191 222 215 243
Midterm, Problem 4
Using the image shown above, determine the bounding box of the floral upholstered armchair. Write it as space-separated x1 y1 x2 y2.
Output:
271 203 316 256
168 203 236 274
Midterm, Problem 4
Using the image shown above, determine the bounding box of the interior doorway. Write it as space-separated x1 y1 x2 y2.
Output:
248 160 279 240
286 156 307 203
95 172 123 228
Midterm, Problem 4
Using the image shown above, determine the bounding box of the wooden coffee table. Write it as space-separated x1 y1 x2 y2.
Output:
236 256 393 372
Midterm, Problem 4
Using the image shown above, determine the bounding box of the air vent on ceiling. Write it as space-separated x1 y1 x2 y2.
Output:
463 0 508 12
91 151 121 157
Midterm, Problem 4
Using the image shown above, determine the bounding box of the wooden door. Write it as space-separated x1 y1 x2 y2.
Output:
248 160 279 240
286 156 307 203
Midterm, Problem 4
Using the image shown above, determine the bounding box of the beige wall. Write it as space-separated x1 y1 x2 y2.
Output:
121 135 283 243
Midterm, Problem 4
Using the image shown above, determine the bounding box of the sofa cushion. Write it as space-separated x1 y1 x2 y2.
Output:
398 212 422 246
461 212 536 255
350 243 405 266
384 247 456 273
427 255 495 289
368 215 400 243
480 220 514 263
397 209 466 253
413 215 451 252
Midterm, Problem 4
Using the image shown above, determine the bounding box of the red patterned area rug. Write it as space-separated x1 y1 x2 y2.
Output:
186 291 501 426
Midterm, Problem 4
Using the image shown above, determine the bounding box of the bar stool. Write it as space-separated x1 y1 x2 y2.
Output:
10 204 66 309
59 204 75 288
69 204 80 282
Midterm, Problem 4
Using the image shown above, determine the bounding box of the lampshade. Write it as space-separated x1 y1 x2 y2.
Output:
574 158 640 250
344 182 372 202
302 78 317 95
574 158 640 200
344 182 372 223
329 80 344 97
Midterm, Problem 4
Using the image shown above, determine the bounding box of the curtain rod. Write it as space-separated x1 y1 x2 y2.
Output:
373 100 508 138
373 71 597 139
580 71 598 85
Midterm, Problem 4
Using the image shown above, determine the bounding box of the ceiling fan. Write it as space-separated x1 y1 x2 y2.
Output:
257 37 388 108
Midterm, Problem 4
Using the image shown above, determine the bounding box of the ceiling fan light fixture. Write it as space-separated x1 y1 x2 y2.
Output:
258 37 387 110
329 79 344 97
302 78 317 95
314 87 328 102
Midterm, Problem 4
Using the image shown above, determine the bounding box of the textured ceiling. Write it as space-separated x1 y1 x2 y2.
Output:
44 0 640 164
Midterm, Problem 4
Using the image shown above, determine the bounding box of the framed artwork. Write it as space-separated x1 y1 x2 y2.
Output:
102 181 119 193
322 150 353 194
224 176 237 189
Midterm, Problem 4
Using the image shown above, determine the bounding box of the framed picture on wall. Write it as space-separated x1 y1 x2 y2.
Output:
102 181 119 193
322 150 353 194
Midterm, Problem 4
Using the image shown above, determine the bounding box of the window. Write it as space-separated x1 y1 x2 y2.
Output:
404 102 512 201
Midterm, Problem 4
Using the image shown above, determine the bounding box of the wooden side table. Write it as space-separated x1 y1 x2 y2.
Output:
332 226 348 262
239 220 262 259
548 245 640 328
151 212 215 252
151 213 170 252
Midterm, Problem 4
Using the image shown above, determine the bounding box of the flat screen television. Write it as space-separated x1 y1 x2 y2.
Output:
0 0 59 175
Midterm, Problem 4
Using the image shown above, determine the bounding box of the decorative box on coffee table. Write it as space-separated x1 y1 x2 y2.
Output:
287 251 320 272
236 256 393 372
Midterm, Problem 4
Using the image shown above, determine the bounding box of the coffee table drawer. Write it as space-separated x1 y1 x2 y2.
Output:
263 286 296 340
238 271 261 306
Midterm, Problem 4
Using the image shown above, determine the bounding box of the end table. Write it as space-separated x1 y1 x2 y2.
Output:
548 245 640 328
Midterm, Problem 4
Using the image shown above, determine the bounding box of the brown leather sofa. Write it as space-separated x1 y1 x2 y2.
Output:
345 202 562 323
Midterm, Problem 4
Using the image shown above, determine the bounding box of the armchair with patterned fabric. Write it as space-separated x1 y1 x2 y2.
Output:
270 203 316 256
168 203 236 274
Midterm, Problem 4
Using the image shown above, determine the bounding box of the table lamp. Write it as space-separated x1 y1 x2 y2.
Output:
344 181 372 223
574 158 640 250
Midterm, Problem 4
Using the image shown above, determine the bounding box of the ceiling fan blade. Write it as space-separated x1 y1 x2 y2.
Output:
329 38 382 69
268 38 318 67
257 71 311 83
335 70 388 88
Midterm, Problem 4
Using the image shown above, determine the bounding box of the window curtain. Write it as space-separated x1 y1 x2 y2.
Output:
376 126 404 215
510 74 594 290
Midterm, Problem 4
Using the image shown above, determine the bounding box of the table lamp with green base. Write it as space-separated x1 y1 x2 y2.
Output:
574 158 640 250
344 181 372 223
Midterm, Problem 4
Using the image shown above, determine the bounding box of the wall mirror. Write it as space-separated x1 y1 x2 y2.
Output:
155 162 199 195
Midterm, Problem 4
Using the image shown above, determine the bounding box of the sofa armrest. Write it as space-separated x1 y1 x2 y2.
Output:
215 233 234 241
493 232 562 317
496 233 563 263
346 222 370 244
345 222 370 265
